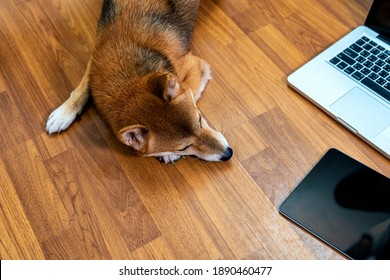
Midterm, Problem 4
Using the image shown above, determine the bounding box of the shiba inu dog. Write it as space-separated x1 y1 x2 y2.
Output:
46 0 233 163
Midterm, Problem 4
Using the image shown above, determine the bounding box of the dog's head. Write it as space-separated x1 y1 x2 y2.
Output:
117 73 232 163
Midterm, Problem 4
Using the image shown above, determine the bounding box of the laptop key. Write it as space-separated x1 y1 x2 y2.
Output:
344 66 355 75
352 71 365 81
361 77 390 102
369 73 379 80
356 39 366 46
361 50 370 57
356 56 366 63
337 61 348 69
379 70 389 78
367 55 378 62
377 78 387 85
353 63 363 70
350 44 363 53
344 48 359 58
378 53 388 60
375 60 385 67
370 48 380 55
337 52 355 65
330 57 341 65
369 40 378 46
363 44 373 51
361 67 371 75
371 65 381 73
363 60 373 67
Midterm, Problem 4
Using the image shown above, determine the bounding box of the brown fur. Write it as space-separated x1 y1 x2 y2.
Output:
46 0 232 163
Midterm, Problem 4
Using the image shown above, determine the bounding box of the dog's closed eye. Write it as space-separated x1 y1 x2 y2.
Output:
178 145 192 151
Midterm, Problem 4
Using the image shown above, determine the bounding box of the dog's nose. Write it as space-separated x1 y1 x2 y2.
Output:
220 147 233 161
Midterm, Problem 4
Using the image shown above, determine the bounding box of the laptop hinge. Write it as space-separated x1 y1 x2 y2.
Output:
377 34 390 45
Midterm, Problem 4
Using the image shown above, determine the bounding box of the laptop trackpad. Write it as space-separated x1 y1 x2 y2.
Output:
330 87 390 138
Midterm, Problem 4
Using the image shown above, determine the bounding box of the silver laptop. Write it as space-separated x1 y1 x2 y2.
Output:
288 0 390 159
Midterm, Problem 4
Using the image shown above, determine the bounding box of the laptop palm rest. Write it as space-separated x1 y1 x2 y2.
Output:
330 87 390 138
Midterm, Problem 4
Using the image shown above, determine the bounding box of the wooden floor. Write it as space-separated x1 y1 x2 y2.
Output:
1 0 388 260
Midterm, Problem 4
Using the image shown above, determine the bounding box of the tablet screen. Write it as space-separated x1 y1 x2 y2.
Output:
279 149 390 259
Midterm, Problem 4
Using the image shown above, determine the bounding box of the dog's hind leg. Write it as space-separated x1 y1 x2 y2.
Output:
46 60 91 134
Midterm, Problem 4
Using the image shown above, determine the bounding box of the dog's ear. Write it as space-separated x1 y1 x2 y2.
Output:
149 73 180 102
118 125 149 151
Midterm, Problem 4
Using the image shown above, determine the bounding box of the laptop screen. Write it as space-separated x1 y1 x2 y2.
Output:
365 0 390 40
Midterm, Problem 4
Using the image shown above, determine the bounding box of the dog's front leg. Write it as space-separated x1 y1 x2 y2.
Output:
157 154 183 164
181 54 211 103
46 60 91 134
197 59 212 99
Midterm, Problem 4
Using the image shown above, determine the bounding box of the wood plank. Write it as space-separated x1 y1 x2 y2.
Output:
2 140 70 242
228 122 268 162
42 149 112 259
35 132 74 161
216 0 294 34
129 237 176 260
0 159 45 259
249 107 320 176
0 91 34 154
249 24 308 74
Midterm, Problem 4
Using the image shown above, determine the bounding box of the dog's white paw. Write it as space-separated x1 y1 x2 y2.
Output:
158 154 183 164
46 102 78 134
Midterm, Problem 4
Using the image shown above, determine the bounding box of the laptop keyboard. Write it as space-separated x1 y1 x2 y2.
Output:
329 36 390 102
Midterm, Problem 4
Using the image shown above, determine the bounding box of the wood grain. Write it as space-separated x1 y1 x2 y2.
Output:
0 0 388 260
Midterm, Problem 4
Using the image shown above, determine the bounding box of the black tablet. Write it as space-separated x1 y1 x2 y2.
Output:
279 149 390 259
